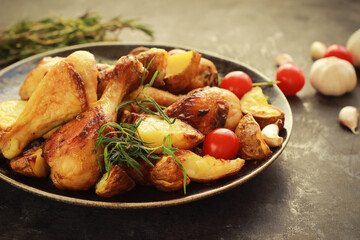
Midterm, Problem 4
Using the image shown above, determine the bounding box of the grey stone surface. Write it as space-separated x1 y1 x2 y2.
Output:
0 0 359 239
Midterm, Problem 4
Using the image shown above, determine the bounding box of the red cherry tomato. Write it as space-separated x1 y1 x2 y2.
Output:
202 128 239 160
168 48 186 55
220 71 253 99
323 44 353 64
276 64 305 96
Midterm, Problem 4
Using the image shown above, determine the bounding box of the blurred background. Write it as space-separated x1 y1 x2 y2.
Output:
0 0 359 239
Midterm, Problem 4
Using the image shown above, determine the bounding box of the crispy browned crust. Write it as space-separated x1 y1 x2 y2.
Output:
133 48 168 87
95 165 136 198
150 155 190 192
235 114 272 160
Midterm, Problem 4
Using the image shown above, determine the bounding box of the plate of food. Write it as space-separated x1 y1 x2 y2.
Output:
0 42 292 208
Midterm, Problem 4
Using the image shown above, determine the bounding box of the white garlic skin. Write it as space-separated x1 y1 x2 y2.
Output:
346 28 360 67
310 57 357 96
274 53 294 67
261 124 284 147
310 41 327 60
339 106 359 135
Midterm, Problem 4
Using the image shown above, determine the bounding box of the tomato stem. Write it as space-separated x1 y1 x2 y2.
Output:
252 81 280 86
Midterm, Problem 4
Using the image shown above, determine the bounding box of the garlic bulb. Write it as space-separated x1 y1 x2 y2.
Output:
274 53 294 67
346 28 360 67
309 57 357 96
261 124 283 147
310 41 327 60
339 106 359 135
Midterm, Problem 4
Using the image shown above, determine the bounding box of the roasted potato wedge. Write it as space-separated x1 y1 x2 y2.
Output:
123 159 155 186
183 57 219 92
10 144 50 178
175 149 245 182
19 57 63 100
150 154 190 192
134 48 169 87
240 87 284 129
162 50 201 94
0 99 27 134
235 114 272 160
95 165 136 198
135 115 204 151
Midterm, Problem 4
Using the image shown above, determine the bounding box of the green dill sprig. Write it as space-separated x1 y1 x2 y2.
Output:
0 13 154 66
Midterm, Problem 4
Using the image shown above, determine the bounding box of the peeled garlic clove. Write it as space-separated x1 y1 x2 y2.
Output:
339 106 359 135
310 41 327 60
274 53 294 67
261 124 284 147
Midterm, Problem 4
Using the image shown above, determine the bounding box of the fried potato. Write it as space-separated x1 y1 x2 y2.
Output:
0 99 27 134
95 165 136 197
19 56 63 100
150 154 190 192
10 144 50 178
123 159 155 186
235 114 272 160
183 57 219 92
134 48 169 87
175 149 245 182
135 115 204 151
240 87 284 129
162 50 201 94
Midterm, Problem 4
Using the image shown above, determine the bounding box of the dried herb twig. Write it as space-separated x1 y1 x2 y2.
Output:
0 13 154 66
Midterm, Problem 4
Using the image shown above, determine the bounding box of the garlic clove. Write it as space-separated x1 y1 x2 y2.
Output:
274 53 294 67
310 41 327 60
339 106 359 135
261 124 284 147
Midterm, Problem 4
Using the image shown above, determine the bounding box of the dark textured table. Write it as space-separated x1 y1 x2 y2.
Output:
0 0 359 239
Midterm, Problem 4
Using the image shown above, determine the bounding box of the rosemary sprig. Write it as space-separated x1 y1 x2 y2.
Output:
0 13 154 66
96 55 187 194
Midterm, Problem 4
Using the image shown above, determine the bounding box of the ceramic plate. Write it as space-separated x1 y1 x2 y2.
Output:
0 42 293 209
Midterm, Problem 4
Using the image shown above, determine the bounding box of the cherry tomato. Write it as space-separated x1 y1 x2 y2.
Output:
168 48 186 55
220 71 253 99
323 44 353 64
202 128 239 160
276 63 305 96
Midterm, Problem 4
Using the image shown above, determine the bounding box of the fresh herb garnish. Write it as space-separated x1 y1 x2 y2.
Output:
0 13 154 66
96 56 187 194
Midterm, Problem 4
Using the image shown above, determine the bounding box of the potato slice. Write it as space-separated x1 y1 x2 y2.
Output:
123 159 155 186
235 114 272 160
162 50 201 94
240 87 284 129
10 145 50 178
175 149 245 182
183 57 219 92
150 154 190 192
95 165 136 198
0 99 27 133
135 115 204 151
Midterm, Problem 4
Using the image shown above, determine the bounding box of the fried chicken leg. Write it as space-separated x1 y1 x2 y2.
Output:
0 51 98 159
164 87 242 135
43 56 144 191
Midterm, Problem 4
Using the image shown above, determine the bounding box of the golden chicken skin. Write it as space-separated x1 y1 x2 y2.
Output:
164 87 242 136
0 51 98 159
43 55 144 191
